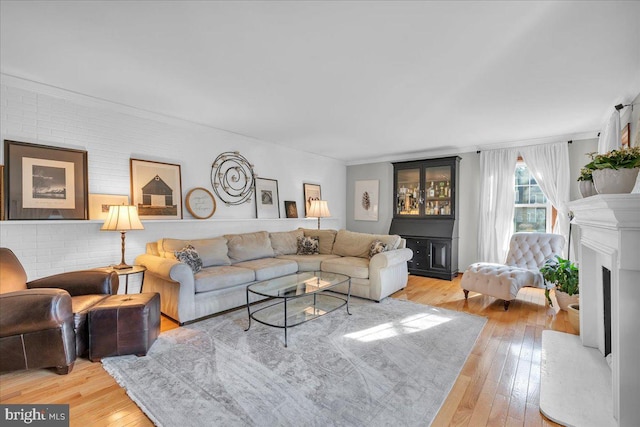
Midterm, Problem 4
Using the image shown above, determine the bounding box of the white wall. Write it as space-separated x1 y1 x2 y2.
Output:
0 75 346 280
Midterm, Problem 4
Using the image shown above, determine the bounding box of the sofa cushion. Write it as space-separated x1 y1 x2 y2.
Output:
321 256 370 279
174 245 203 273
158 237 231 267
270 230 304 256
234 258 298 281
276 254 340 272
194 266 256 293
224 231 274 263
299 228 337 254
332 230 401 258
297 236 319 255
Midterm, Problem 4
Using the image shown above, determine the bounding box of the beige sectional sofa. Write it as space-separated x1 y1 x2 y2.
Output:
135 228 413 324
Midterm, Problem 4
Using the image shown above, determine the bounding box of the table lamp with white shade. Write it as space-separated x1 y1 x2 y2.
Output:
101 205 144 269
308 200 331 229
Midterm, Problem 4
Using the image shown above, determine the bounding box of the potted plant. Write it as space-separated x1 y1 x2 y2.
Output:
577 160 597 198
583 146 640 194
541 255 579 311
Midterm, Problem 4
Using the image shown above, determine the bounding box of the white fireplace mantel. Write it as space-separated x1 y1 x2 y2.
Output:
568 194 640 427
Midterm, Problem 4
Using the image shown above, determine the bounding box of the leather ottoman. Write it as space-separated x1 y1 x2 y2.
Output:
88 292 160 362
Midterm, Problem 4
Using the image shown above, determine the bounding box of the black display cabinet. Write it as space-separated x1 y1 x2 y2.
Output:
389 156 460 280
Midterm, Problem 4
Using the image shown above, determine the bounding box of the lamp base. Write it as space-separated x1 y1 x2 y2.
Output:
112 263 133 270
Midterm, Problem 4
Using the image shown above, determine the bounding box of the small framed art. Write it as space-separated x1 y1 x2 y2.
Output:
354 179 379 221
185 187 216 219
303 183 321 217
621 122 630 148
284 200 298 218
130 158 183 220
89 194 130 220
255 178 280 219
4 140 88 220
0 165 4 220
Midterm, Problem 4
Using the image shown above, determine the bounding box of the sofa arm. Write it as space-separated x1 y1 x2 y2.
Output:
0 289 73 337
369 248 414 270
135 253 196 323
27 270 119 296
136 254 193 284
368 248 413 301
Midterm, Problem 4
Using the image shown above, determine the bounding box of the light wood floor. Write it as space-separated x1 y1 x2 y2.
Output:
0 275 573 426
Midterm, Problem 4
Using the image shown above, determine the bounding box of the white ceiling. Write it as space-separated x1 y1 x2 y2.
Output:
1 1 639 164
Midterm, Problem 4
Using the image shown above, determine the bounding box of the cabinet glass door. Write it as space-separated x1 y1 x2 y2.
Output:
424 165 452 216
396 168 421 216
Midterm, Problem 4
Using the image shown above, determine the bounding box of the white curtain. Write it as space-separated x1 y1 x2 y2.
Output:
597 110 621 154
520 142 571 254
478 148 519 263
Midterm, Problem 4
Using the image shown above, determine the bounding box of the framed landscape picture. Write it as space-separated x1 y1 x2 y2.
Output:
4 140 88 220
89 194 129 220
303 183 321 217
130 158 182 220
255 177 280 219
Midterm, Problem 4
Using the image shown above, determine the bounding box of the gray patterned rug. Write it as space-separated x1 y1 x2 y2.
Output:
102 297 486 427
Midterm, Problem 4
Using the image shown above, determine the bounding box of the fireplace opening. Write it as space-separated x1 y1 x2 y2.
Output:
602 267 611 358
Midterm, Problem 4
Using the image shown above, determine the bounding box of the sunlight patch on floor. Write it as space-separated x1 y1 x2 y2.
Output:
344 312 452 343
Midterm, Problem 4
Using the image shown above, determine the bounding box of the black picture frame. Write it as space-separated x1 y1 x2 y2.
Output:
284 200 298 218
4 140 89 220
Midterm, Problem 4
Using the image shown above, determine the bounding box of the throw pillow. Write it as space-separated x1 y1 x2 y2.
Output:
175 245 203 273
296 236 319 255
369 239 389 258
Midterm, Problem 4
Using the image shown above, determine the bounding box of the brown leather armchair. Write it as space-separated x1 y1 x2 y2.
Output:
0 248 119 374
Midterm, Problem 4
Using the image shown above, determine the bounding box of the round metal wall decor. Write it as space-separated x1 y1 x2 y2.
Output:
210 151 255 206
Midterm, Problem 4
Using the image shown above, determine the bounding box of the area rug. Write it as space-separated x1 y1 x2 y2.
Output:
102 297 486 426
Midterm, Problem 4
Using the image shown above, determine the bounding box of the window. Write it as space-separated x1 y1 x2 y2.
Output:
513 161 552 232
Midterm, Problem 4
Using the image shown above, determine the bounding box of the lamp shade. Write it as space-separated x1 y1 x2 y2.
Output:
101 205 144 231
308 200 331 218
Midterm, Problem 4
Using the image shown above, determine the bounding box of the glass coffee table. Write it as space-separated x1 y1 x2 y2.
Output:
245 271 351 347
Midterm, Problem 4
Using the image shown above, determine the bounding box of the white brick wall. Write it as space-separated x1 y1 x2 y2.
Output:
1 75 346 285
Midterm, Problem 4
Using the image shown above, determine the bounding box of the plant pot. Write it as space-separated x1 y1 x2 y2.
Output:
579 180 597 198
592 168 640 194
567 303 580 334
555 289 579 311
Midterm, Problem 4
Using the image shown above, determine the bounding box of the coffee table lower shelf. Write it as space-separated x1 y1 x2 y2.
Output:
244 275 351 347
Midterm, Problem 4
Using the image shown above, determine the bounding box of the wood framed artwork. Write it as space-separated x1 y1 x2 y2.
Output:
255 177 280 219
0 165 4 221
303 183 321 217
621 122 630 148
4 140 88 220
185 187 216 219
130 158 182 220
354 179 379 221
284 200 298 218
89 194 129 220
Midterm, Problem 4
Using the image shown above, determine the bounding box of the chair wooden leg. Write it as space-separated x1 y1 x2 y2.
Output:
463 289 469 300
504 300 510 311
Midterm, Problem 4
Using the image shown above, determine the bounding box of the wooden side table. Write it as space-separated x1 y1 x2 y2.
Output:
101 265 147 294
